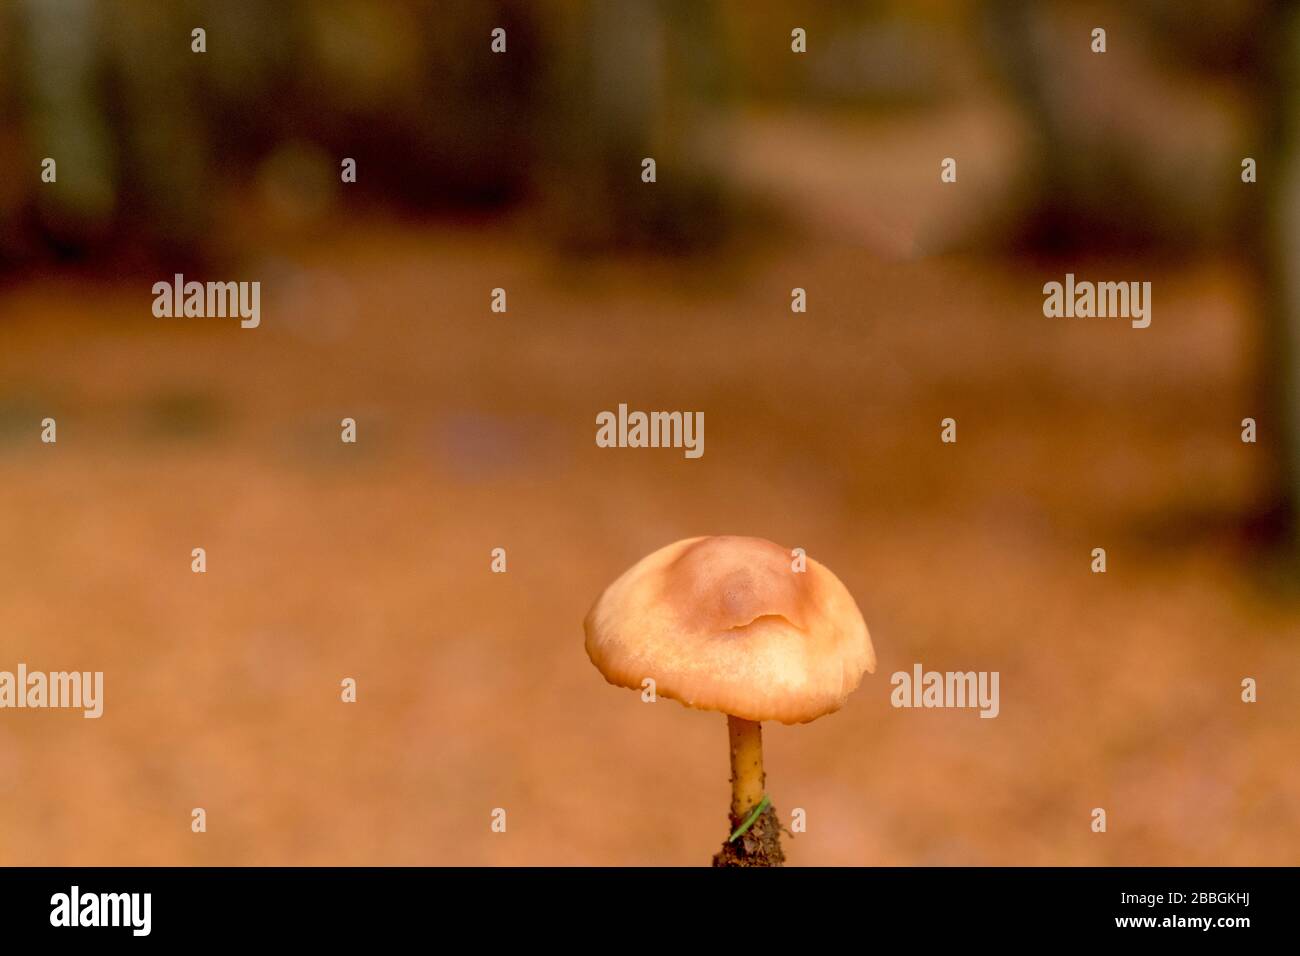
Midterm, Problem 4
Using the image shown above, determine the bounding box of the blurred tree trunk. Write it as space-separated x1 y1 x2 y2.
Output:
1256 1 1300 556
19 0 116 251
544 0 732 253
979 0 1074 248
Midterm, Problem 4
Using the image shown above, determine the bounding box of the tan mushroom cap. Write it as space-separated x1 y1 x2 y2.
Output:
584 536 875 724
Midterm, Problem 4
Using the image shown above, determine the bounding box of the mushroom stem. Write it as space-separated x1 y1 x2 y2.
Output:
714 715 784 865
727 715 765 817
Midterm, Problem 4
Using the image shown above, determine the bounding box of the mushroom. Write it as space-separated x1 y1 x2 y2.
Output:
584 535 875 866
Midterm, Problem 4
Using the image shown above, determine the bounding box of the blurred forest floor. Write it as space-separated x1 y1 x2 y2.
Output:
1 105 1297 865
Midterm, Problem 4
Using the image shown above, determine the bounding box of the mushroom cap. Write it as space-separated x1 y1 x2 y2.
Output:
584 536 875 724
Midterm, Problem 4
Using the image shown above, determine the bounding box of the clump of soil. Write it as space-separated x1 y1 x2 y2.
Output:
712 803 785 867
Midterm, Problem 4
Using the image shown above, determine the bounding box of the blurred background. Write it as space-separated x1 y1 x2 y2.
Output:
1 0 1298 865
